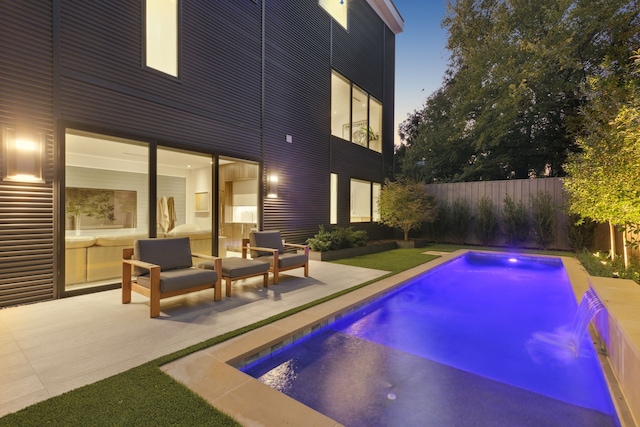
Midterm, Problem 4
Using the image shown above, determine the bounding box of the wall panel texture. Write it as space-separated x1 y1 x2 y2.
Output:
0 2 55 307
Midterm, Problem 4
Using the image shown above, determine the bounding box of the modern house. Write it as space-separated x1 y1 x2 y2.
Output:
0 1 403 307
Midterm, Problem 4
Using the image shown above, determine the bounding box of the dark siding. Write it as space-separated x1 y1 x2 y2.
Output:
262 0 332 243
58 0 263 156
0 2 55 307
382 26 396 177
260 0 395 243
332 0 385 99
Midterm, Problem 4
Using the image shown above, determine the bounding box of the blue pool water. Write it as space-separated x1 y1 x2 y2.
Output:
243 252 620 427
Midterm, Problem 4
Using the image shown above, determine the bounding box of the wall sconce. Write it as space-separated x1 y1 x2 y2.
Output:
267 173 279 198
2 126 44 183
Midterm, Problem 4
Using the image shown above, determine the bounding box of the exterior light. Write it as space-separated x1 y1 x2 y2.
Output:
2 126 44 183
267 173 279 198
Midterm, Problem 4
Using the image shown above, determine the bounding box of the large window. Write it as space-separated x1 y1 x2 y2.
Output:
145 0 179 77
331 71 382 153
350 179 380 223
319 0 348 29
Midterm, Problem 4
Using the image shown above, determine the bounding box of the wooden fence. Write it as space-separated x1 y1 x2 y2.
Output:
425 178 571 250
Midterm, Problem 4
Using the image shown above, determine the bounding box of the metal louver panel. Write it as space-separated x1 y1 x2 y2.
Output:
0 185 54 307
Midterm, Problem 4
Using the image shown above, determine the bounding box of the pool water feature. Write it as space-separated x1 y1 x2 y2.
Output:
242 252 620 427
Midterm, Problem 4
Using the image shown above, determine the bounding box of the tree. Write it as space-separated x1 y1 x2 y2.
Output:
564 57 640 265
378 179 438 241
398 0 639 182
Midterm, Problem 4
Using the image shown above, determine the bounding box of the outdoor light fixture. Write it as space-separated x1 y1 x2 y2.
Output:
2 126 44 183
267 173 279 198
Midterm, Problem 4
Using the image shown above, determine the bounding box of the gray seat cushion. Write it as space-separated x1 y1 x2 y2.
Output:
220 258 269 278
255 252 307 269
134 237 193 276
137 268 218 293
249 231 284 258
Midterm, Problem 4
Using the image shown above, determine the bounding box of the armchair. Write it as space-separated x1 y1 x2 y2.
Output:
243 230 309 285
122 237 222 318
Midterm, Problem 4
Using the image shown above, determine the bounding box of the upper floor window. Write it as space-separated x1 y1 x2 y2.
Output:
331 71 382 153
145 0 179 77
319 0 348 29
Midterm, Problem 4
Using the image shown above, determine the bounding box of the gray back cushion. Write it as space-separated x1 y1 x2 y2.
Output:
249 231 284 258
134 237 193 275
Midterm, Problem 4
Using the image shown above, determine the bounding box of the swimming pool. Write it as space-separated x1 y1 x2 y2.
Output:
242 252 620 427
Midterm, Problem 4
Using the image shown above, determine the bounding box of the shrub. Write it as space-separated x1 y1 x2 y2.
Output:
306 226 368 252
423 201 449 242
474 197 499 245
502 194 530 246
567 214 598 252
305 225 333 252
530 190 556 249
450 198 472 244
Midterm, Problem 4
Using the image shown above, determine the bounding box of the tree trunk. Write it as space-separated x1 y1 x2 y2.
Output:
623 226 629 270
608 220 616 260
403 229 409 241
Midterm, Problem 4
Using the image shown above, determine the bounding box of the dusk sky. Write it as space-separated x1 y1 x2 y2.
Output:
392 0 450 145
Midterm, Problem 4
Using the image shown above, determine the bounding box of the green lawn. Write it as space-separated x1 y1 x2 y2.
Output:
0 245 571 426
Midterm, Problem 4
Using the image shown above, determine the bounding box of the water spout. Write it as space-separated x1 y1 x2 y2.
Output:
571 288 605 356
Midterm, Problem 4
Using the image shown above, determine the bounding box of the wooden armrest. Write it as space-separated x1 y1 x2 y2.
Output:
123 258 159 271
283 243 308 249
245 245 278 254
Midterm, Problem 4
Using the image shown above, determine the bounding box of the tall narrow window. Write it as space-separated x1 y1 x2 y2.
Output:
330 173 338 224
372 182 381 222
331 72 351 139
351 85 368 147
319 0 347 29
369 97 382 153
146 0 178 77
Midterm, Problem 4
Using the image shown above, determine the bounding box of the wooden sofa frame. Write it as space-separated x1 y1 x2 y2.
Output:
122 247 222 318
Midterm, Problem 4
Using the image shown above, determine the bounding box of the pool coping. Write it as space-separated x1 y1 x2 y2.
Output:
161 250 636 427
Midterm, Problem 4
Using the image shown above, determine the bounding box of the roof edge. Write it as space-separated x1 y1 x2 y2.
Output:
366 0 404 34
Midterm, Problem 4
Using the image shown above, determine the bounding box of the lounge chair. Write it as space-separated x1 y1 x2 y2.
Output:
122 237 222 317
243 230 309 285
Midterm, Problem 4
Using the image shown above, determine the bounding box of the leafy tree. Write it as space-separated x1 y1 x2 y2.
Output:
563 56 640 263
502 194 530 246
474 197 499 245
530 190 556 249
378 179 438 241
398 0 639 182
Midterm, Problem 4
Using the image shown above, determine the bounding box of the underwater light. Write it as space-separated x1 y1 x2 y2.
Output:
508 258 518 263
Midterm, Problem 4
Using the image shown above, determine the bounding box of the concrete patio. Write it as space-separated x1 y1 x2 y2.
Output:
0 260 388 418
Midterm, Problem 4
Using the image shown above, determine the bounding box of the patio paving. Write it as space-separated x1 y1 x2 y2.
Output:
0 260 388 418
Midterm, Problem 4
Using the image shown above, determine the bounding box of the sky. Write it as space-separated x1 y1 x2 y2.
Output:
392 0 450 146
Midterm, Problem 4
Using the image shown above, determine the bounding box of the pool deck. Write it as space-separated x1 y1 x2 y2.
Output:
1 251 638 426
162 250 639 427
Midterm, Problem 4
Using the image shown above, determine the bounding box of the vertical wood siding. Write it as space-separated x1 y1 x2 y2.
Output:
426 178 570 250
0 2 55 307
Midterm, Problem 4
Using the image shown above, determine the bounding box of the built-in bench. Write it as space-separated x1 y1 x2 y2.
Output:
66 230 226 286
122 237 222 318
